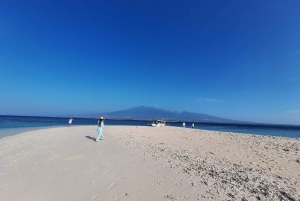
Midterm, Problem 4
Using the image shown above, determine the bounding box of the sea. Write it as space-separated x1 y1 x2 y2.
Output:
0 115 299 139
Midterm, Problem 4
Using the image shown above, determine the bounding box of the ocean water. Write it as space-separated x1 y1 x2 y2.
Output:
0 115 299 139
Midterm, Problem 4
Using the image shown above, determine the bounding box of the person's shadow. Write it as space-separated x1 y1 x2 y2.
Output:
85 136 96 141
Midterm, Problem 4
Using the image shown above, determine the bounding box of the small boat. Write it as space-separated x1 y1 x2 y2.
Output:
148 120 166 127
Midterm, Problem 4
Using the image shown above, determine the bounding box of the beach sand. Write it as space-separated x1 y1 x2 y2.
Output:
0 126 299 201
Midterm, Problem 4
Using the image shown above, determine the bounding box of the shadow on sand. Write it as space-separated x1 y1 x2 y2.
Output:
85 135 96 141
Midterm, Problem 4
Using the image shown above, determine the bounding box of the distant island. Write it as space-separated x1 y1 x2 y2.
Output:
86 106 249 124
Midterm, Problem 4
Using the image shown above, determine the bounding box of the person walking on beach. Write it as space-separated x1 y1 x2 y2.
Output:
192 123 194 129
183 122 185 127
68 118 73 127
96 117 105 142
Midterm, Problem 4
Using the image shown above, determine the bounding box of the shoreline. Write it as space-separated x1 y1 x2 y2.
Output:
1 125 299 140
0 126 66 139
0 126 299 200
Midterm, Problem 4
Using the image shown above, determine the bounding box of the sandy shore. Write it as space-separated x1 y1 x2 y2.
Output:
0 126 299 201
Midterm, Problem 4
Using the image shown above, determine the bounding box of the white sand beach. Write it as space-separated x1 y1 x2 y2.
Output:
0 126 299 201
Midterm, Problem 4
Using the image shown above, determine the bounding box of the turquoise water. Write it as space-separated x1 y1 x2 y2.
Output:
0 115 299 139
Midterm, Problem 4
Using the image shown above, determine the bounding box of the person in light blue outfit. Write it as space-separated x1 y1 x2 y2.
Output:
96 117 105 141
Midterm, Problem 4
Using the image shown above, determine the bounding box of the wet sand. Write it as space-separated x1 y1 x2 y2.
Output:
0 126 299 200
0 126 64 139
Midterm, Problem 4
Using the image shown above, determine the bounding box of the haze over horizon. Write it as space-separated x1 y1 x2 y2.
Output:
1 0 300 125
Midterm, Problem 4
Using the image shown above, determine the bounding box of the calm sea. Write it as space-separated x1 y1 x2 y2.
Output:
0 115 299 139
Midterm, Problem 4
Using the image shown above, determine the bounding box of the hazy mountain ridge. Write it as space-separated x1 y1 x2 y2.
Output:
87 106 244 123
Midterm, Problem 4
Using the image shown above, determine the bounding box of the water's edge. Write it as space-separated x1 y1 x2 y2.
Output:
0 126 65 139
1 116 300 139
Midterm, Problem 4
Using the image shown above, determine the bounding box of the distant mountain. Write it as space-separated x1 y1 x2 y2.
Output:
87 106 245 123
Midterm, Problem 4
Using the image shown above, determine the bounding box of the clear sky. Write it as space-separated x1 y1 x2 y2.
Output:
0 0 300 125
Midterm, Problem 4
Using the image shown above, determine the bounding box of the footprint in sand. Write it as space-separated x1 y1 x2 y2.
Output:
86 168 97 174
91 195 99 201
103 171 109 175
108 182 116 190
92 180 100 185
65 155 86 160
49 155 59 160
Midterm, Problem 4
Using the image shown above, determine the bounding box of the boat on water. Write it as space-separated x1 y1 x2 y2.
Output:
148 120 166 127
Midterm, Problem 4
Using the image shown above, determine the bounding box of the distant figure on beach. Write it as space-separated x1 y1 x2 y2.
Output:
68 118 73 127
96 117 105 142
192 123 194 128
183 122 185 127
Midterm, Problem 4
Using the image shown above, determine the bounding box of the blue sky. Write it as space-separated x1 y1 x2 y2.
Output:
0 0 300 125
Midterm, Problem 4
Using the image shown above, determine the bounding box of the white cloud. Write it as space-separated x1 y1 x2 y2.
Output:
154 105 160 108
292 51 300 56
205 98 219 102
196 98 223 103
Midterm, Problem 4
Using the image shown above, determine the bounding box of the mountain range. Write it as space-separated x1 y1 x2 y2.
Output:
87 106 245 123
